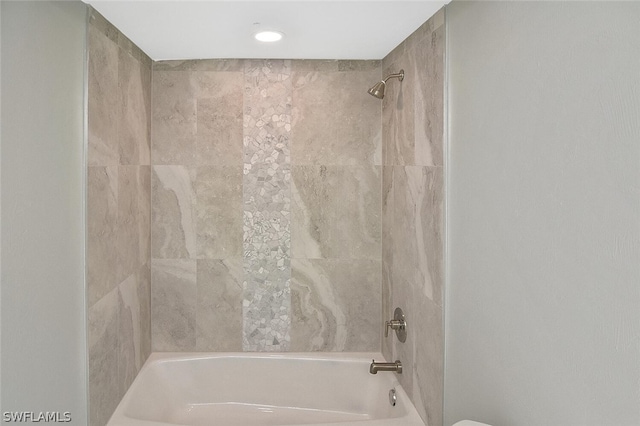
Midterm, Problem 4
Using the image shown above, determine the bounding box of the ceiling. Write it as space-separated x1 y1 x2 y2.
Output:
84 1 449 61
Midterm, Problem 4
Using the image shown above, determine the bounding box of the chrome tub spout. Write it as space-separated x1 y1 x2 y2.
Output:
369 359 402 374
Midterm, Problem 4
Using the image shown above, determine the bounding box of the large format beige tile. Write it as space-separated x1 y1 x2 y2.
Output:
151 259 197 351
89 9 119 44
414 21 444 167
152 71 197 165
88 166 118 307
291 165 381 260
196 96 243 166
381 165 394 361
151 166 197 259
392 166 443 306
88 288 119 426
196 259 243 351
381 10 445 425
117 166 141 283
195 166 243 259
193 71 244 165
138 263 152 364
117 274 138 396
291 64 381 165
88 26 119 166
138 166 151 266
412 297 443 426
154 59 244 72
382 8 445 168
118 49 151 166
291 259 381 351
381 59 415 166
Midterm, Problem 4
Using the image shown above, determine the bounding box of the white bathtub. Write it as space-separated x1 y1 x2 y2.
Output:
107 352 426 426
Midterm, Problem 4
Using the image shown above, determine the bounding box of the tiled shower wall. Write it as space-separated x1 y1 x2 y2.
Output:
381 8 445 426
87 10 152 426
151 59 382 352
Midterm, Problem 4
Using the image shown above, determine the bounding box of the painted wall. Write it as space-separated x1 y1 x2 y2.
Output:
86 9 152 426
1 1 88 423
381 9 445 426
151 59 382 352
445 2 640 425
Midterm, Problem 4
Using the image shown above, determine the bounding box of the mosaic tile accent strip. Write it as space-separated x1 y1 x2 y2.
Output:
242 60 293 351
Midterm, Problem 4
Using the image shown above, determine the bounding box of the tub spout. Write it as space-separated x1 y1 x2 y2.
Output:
369 359 402 374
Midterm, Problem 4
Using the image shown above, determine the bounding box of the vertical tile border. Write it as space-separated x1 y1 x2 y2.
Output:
242 60 293 351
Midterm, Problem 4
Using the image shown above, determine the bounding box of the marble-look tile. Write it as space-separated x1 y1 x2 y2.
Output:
382 8 444 168
383 37 407 74
291 259 380 351
196 166 243 259
244 59 292 141
117 267 151 394
88 288 119 426
138 263 152 363
117 274 138 396
152 71 197 165
118 49 151 165
292 60 341 73
244 133 291 168
196 89 243 166
88 166 118 306
151 166 196 259
117 31 151 68
381 12 445 422
382 60 415 166
88 26 119 166
243 259 291 352
291 166 336 259
291 65 381 165
196 259 243 351
243 162 291 262
117 166 140 283
385 164 444 424
292 60 380 74
242 59 293 352
334 166 381 260
390 273 416 399
291 165 381 260
89 9 119 44
151 259 197 351
412 297 444 426
138 166 151 266
392 166 443 305
154 59 244 72
381 165 394 361
381 259 393 362
411 7 445 46
337 60 381 72
414 24 444 167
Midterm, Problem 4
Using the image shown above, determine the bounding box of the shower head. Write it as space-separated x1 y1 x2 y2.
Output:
368 81 386 99
368 69 404 99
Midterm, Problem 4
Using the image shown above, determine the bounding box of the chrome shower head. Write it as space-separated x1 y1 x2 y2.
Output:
368 69 404 99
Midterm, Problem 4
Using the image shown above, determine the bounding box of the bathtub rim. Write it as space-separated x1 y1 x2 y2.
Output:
108 351 426 426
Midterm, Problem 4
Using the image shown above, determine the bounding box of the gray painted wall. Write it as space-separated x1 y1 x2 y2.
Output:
1 2 88 423
445 2 640 425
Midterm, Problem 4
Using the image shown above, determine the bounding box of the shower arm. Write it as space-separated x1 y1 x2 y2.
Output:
383 71 404 83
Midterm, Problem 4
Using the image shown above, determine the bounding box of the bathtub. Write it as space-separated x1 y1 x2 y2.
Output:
107 352 425 426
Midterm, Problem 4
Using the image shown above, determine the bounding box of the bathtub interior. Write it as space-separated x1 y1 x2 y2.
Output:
114 353 418 426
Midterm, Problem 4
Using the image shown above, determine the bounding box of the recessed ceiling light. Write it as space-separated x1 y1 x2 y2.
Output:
254 30 284 43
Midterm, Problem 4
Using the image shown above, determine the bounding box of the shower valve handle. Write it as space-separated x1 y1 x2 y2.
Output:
385 308 407 343
385 319 405 337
